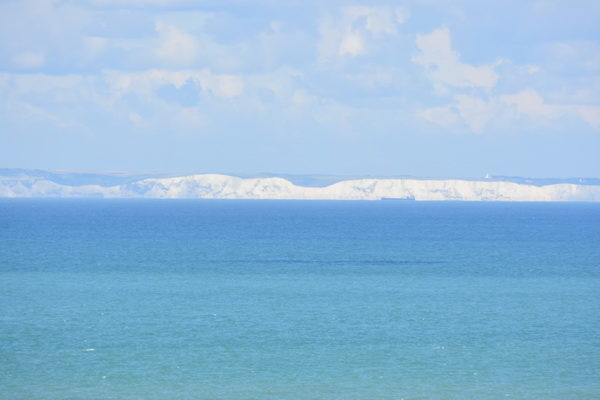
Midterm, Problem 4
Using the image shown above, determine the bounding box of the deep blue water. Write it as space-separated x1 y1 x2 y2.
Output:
1 199 599 400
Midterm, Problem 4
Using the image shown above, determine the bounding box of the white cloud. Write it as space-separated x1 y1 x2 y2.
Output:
176 106 205 130
421 89 600 133
290 90 312 107
338 33 366 57
0 73 9 91
128 111 147 129
104 69 243 99
211 74 244 98
154 21 199 67
88 0 194 6
543 41 600 72
413 29 599 132
12 51 46 69
421 95 495 133
420 106 460 128
5 100 91 133
318 6 407 61
578 107 600 128
0 69 245 135
343 6 406 37
453 94 495 132
413 28 498 89
501 89 600 128
500 89 561 119
343 66 402 90
8 73 85 95
394 7 410 25
82 36 108 60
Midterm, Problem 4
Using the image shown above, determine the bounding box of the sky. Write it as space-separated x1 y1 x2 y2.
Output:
1 0 600 178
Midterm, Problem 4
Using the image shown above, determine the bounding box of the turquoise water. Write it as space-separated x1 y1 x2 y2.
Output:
1 199 599 400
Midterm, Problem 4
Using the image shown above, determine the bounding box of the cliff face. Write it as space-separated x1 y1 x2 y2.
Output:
2 173 600 201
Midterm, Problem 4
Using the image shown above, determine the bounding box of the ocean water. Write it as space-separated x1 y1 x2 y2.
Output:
1 199 599 400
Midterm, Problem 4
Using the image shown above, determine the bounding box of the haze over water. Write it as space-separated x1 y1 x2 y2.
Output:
1 199 599 399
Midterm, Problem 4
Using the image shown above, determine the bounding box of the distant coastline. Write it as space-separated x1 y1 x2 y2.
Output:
380 197 416 201
2 169 600 202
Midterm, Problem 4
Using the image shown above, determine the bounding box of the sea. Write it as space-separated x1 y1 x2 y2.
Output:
1 199 599 400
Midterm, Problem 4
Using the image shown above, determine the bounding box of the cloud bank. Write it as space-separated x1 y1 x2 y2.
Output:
0 0 599 176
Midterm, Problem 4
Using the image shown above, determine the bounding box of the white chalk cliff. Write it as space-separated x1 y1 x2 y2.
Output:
1 173 600 201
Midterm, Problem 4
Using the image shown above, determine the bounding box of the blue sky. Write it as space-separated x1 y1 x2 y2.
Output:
1 0 599 178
